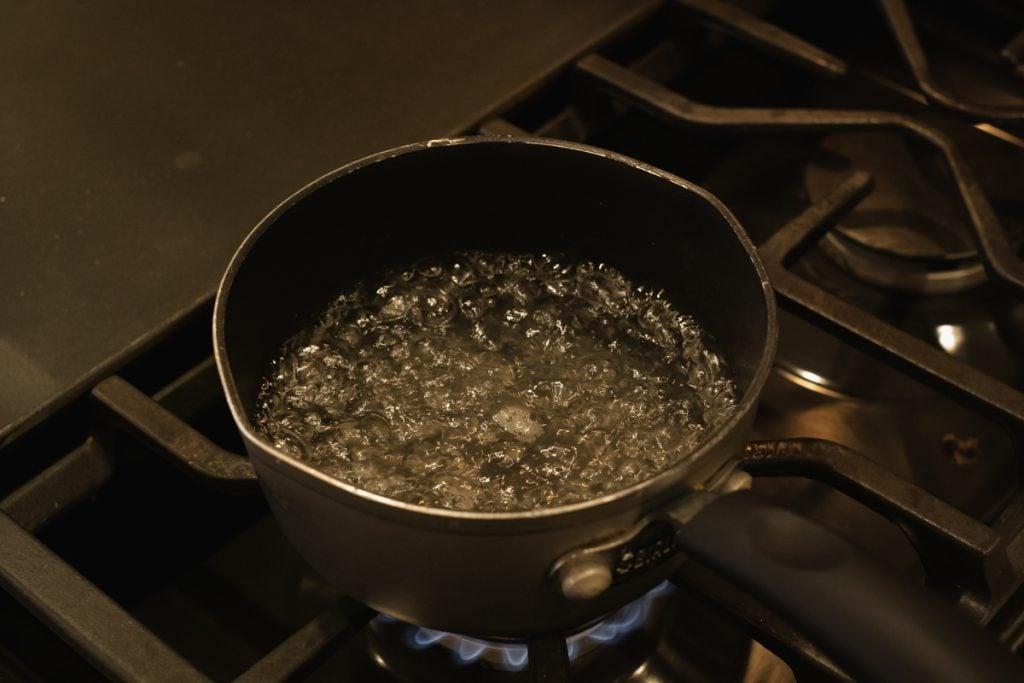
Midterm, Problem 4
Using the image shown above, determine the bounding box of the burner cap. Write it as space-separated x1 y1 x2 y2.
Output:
804 131 985 294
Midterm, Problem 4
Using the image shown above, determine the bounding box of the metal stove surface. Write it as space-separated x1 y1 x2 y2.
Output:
0 0 660 447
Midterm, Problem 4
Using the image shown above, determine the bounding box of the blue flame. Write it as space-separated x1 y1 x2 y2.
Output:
412 627 446 647
501 644 529 669
401 580 673 671
456 637 486 661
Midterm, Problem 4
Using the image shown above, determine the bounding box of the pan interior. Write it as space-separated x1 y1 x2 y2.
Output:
220 140 772 462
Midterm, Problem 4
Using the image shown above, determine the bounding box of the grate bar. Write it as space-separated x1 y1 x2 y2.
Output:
478 119 530 137
741 439 1020 617
878 0 1024 122
480 40 686 144
526 633 570 683
754 173 1024 426
152 355 223 419
235 599 375 683
575 52 1024 325
0 510 210 682
1 441 114 534
92 375 257 490
673 562 849 682
675 0 846 76
1003 28 1024 71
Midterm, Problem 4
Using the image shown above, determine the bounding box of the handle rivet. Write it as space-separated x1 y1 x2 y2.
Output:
723 471 753 493
558 559 613 601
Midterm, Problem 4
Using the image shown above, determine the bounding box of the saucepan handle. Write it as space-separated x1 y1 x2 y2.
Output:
670 491 1023 683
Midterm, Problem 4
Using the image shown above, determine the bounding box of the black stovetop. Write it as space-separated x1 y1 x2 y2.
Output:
4 1 1024 681
0 0 659 446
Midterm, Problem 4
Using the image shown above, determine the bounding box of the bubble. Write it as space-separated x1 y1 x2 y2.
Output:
255 253 736 512
493 403 544 443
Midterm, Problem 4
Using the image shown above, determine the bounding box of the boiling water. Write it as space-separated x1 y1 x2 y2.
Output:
255 253 736 512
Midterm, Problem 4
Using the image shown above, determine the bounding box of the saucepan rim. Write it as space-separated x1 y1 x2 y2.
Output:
212 135 778 526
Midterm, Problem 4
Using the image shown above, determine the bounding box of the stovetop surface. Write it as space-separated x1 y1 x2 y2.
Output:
0 0 658 446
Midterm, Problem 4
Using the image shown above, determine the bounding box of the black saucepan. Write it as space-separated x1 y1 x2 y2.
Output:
213 136 1022 682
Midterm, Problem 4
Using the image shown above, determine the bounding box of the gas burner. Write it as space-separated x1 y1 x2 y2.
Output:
784 245 1024 389
804 131 986 295
396 582 674 672
312 581 789 682
818 233 986 296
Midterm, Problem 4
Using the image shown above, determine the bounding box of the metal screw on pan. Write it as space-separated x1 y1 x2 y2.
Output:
558 558 613 601
722 471 753 493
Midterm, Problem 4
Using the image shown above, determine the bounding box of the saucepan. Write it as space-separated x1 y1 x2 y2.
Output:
213 136 1022 682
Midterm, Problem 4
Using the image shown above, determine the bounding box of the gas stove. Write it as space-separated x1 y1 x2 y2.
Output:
3 1 1024 681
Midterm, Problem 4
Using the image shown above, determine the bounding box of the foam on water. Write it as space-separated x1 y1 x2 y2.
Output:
255 253 736 512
